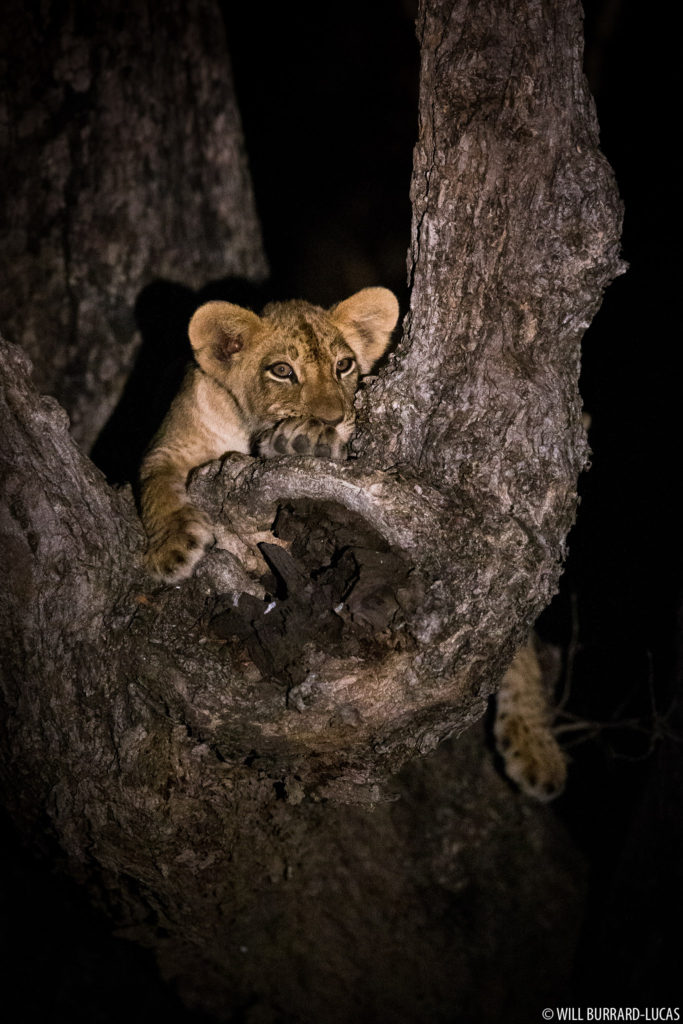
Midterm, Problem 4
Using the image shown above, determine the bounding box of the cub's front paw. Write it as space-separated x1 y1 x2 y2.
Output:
494 641 567 801
255 418 348 461
144 508 214 583
494 713 567 802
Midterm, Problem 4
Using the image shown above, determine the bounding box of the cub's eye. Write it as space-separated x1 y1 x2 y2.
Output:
267 362 297 381
336 356 356 377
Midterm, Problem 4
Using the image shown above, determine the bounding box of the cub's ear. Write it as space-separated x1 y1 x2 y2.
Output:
329 287 399 374
188 301 261 378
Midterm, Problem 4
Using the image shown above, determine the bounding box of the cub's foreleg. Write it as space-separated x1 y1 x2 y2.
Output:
139 447 214 583
494 639 567 801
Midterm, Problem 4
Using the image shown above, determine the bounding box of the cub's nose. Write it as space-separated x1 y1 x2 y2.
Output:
309 393 345 426
317 409 344 426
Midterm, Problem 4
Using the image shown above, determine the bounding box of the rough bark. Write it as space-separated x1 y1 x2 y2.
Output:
0 0 623 1018
0 0 267 452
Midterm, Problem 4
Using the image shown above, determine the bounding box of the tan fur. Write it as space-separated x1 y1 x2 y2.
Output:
494 639 567 801
140 287 399 582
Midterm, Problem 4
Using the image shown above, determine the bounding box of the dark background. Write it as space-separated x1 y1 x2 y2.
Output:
2 0 681 1018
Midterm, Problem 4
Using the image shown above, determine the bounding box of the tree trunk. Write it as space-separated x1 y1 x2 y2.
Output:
0 0 622 1019
0 0 267 452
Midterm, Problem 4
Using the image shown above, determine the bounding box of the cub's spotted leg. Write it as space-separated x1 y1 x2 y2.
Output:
254 417 349 461
139 454 214 583
494 638 567 801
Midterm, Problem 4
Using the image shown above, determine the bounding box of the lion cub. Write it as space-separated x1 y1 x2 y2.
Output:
139 287 566 802
139 287 399 582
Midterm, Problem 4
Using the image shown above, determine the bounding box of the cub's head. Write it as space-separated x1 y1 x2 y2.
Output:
188 287 399 441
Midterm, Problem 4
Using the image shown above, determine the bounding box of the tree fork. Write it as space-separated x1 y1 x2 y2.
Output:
0 0 623 1016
